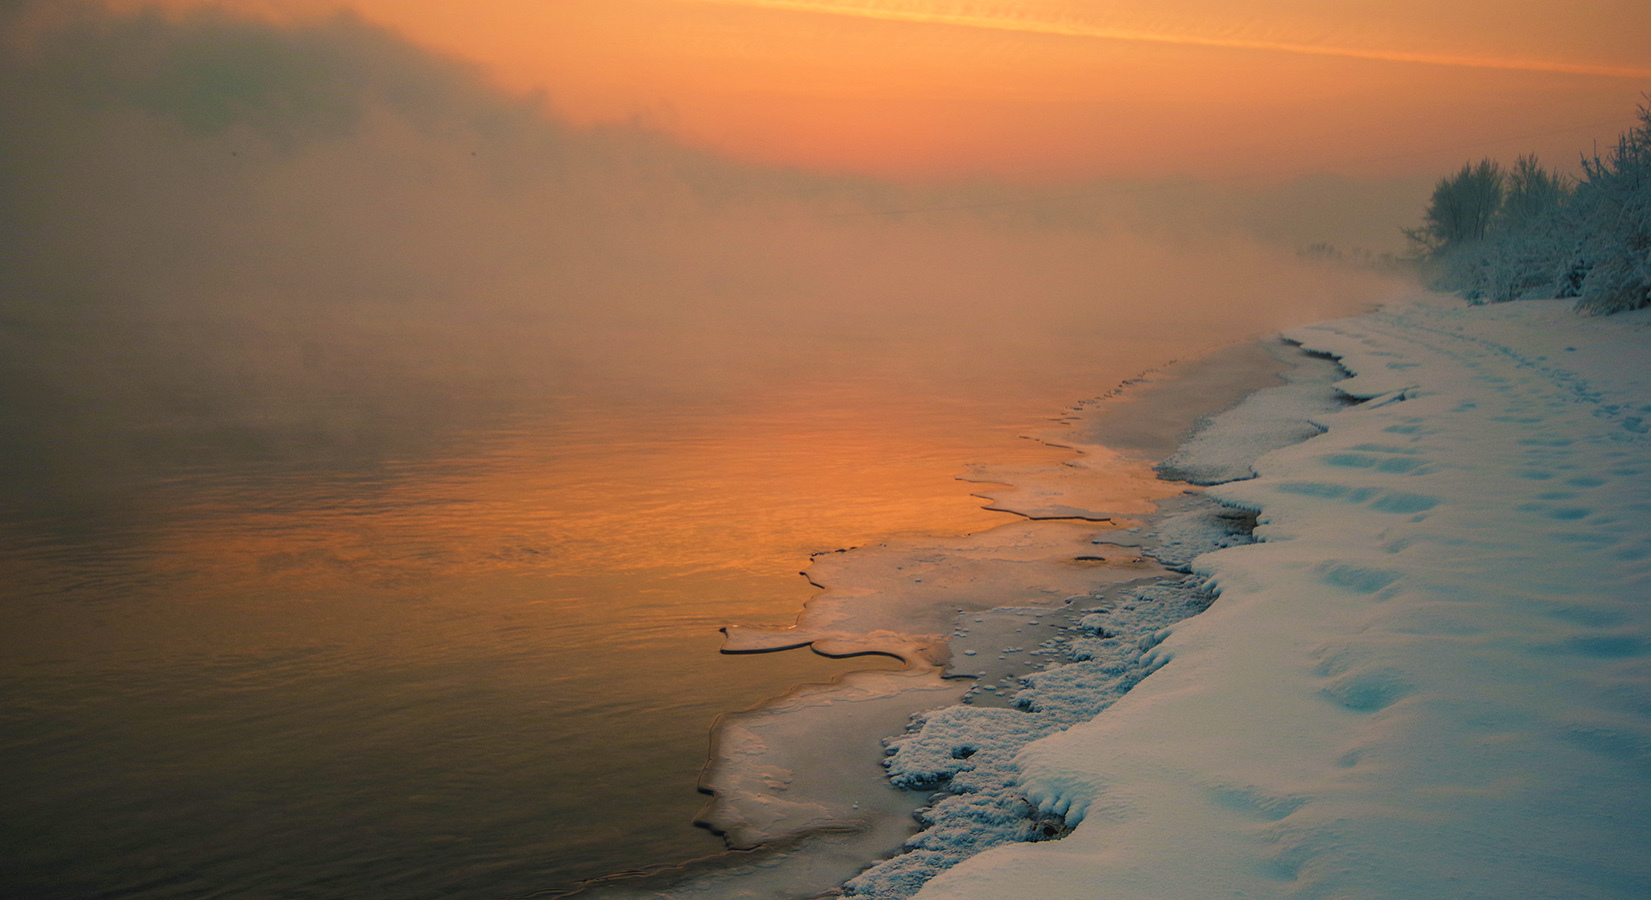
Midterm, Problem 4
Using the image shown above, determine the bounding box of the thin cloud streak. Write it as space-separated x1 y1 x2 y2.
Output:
688 0 1651 80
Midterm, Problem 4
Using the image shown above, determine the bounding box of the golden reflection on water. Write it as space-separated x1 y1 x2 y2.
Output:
151 375 1070 591
1 368 1104 897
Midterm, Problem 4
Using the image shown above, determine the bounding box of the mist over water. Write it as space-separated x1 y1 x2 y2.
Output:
1 4 1412 897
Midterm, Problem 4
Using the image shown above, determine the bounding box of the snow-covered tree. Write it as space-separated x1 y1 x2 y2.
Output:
1436 155 1574 303
1501 154 1571 227
1406 159 1504 256
1409 99 1651 315
1570 103 1651 313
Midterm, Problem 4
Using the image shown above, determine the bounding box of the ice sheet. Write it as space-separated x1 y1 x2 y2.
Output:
721 521 1167 664
697 668 967 850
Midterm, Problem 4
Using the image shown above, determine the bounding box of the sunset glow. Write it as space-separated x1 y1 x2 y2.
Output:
690 0 1651 80
87 0 1651 181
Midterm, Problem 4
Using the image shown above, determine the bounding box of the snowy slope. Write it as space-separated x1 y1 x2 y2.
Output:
914 296 1651 900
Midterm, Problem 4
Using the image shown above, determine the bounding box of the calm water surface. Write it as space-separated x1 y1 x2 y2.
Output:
2 347 1190 899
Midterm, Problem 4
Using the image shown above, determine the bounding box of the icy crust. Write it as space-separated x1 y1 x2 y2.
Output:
836 494 1277 898
840 577 1218 898
914 297 1651 900
964 339 1298 521
1155 347 1352 485
1122 491 1259 571
719 520 1167 667
697 668 967 850
637 522 1176 900
960 447 1180 522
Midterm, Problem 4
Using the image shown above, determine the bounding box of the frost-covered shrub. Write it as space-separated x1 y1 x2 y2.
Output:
1406 159 1505 256
1415 101 1651 315
1570 103 1651 314
1416 152 1574 304
1434 212 1572 303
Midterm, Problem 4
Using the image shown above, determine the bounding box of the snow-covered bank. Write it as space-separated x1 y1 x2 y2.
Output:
916 296 1651 899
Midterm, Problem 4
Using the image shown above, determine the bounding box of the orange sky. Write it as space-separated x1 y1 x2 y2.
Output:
109 0 1651 181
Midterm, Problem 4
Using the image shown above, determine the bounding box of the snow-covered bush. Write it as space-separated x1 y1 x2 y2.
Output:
1414 100 1651 314
1569 103 1651 313
1405 159 1505 256
1432 210 1572 303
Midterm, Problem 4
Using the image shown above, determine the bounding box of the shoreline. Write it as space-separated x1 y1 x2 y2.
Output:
915 295 1651 900
837 333 1353 896
561 331 1349 899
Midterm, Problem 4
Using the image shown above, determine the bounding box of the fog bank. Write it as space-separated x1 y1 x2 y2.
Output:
0 1 1414 519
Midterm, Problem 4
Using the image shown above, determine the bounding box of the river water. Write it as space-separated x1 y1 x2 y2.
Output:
0 265 1399 899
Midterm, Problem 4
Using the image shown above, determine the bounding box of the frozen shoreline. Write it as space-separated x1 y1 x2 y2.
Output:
915 295 1651 899
836 331 1353 897
563 336 1347 899
572 293 1651 899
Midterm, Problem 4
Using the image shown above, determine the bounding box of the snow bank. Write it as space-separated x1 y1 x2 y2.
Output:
914 296 1651 900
